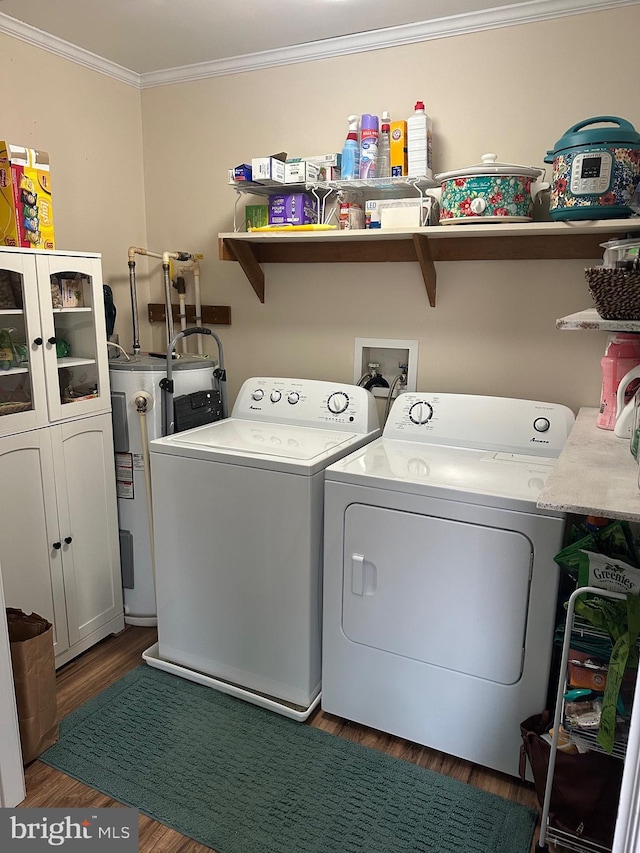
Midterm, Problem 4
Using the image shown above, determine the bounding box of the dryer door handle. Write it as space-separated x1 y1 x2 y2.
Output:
351 554 377 596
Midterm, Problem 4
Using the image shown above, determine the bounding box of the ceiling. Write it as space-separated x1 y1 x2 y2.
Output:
0 0 636 81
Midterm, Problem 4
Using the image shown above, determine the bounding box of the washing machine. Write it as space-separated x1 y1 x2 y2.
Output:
143 377 380 720
322 392 575 777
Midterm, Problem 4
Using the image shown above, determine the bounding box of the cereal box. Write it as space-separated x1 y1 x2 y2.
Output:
0 142 55 249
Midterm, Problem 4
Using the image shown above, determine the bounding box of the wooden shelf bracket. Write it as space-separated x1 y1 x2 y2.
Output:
222 237 265 303
412 233 436 307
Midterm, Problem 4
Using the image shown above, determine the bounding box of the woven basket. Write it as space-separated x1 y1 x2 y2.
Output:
585 267 640 320
0 401 31 416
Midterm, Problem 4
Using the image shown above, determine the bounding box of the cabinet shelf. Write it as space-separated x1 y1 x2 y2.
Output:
219 218 640 307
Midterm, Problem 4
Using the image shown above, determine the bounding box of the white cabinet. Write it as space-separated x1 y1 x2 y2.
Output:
0 248 110 436
0 248 123 667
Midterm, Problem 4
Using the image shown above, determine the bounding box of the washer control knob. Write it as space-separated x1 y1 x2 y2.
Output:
328 392 350 414
270 389 282 403
288 391 300 405
251 388 264 401
409 402 433 425
533 417 550 433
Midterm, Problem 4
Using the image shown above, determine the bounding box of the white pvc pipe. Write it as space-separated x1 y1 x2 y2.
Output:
193 261 203 354
136 401 156 612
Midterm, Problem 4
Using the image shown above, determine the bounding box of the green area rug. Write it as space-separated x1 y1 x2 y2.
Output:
41 666 536 853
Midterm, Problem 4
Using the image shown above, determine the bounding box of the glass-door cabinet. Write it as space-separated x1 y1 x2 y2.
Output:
0 249 110 437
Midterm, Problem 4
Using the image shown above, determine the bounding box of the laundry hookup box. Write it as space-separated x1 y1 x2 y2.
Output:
0 142 55 249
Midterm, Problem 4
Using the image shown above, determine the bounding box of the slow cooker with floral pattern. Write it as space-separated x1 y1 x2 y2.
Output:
435 153 546 224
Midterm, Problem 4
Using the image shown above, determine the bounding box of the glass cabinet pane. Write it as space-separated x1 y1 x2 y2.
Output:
49 270 100 409
0 266 34 420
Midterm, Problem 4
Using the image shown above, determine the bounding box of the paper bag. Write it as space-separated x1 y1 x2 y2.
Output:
6 608 59 764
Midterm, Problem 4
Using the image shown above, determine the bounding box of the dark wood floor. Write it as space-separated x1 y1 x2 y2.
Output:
19 626 542 852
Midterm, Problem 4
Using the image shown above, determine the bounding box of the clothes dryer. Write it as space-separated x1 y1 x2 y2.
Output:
322 392 574 776
144 377 380 720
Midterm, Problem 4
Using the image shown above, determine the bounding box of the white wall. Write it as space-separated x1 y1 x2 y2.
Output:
139 4 640 413
0 31 148 348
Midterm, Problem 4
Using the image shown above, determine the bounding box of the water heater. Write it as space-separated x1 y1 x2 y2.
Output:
109 354 217 625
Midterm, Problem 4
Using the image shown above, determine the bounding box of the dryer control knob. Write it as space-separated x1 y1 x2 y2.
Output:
409 402 433 425
328 392 350 414
251 388 264 401
288 391 300 404
533 417 551 433
270 389 282 403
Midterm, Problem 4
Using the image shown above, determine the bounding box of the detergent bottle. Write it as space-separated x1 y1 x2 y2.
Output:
341 115 360 181
597 333 640 430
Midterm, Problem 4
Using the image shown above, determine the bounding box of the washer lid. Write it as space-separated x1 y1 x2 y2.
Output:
149 417 373 474
326 437 562 514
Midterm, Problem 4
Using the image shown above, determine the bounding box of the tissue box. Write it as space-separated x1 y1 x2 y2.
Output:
304 154 342 182
0 142 55 249
268 193 317 226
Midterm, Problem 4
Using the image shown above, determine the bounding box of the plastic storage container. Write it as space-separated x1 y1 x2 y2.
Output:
597 333 640 430
407 101 433 179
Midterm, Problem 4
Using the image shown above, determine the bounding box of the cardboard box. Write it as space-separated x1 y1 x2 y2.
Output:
284 159 320 184
233 163 253 181
251 156 286 184
339 201 364 230
60 277 85 308
390 121 408 178
268 193 317 226
244 204 269 231
365 197 438 229
0 142 55 249
304 154 342 182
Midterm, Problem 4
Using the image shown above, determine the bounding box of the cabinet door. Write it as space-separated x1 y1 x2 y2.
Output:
0 250 48 436
51 414 123 646
0 429 69 656
34 254 110 423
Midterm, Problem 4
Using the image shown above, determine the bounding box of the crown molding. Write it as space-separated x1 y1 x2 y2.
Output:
0 0 637 90
0 12 140 87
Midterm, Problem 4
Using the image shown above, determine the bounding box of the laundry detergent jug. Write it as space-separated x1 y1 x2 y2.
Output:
597 333 640 430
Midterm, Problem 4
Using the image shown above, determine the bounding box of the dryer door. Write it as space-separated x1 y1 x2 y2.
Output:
342 504 533 685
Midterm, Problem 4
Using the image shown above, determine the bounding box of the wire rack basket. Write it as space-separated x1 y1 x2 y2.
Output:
585 266 640 320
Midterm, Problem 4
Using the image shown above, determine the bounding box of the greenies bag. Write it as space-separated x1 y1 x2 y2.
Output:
577 551 640 595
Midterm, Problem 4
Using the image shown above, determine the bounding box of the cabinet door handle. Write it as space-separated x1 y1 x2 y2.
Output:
33 337 43 346
48 336 57 345
64 536 73 545
52 541 62 550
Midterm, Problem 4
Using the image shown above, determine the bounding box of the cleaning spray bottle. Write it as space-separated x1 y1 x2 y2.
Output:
377 111 391 179
341 115 360 181
359 114 379 179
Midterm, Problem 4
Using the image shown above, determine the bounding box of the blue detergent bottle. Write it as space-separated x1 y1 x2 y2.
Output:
341 115 360 181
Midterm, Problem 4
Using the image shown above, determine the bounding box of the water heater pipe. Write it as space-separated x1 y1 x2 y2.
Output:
127 246 163 355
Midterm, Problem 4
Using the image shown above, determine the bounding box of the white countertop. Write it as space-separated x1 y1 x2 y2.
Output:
537 407 640 521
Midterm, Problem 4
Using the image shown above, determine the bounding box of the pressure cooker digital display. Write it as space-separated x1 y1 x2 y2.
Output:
580 156 602 178
570 151 612 195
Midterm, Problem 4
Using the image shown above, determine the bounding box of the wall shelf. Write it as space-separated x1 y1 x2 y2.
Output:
218 218 640 307
557 308 640 333
537 407 640 522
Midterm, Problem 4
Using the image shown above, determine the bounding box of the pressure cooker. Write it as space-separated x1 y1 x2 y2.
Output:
544 116 640 221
